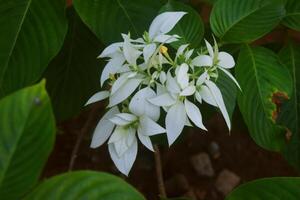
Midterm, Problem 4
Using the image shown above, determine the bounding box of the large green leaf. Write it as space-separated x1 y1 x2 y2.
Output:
0 81 56 200
44 8 102 121
226 177 300 200
25 171 145 200
282 0 300 31
0 0 67 98
236 45 292 151
210 0 285 43
73 0 163 45
278 42 300 170
160 0 204 48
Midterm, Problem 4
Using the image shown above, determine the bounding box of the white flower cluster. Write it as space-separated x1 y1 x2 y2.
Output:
86 12 240 175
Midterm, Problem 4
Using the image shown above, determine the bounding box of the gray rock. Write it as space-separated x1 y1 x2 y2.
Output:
190 152 215 177
215 169 240 196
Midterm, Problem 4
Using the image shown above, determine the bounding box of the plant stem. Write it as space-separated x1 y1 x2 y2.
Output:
68 104 101 171
154 144 167 198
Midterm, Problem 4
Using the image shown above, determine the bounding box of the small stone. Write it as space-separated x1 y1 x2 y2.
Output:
209 141 221 159
190 152 215 177
165 174 190 196
215 169 240 196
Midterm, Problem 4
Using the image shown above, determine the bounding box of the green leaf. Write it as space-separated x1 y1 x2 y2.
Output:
0 0 68 98
44 8 102 121
210 0 285 43
278 42 300 170
225 177 300 200
282 0 300 31
160 0 204 48
236 45 292 151
0 81 56 200
73 0 163 45
25 171 145 200
216 69 238 120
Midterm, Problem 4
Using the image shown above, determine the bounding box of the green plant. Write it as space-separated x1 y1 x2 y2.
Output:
0 0 300 199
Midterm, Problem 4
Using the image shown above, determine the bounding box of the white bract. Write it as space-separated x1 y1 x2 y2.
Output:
85 11 240 176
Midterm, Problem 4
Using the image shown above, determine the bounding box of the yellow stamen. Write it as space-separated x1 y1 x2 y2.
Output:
159 45 168 54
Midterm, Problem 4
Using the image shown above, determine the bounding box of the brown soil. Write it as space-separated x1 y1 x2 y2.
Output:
43 105 299 200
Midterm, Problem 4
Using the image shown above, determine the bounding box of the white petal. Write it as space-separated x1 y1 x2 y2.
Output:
185 99 207 130
98 42 123 58
108 78 143 107
196 71 209 86
137 132 154 151
109 116 132 126
195 91 202 104
85 91 109 106
138 115 165 136
115 113 137 122
198 85 218 107
148 93 176 107
166 72 181 94
111 73 129 94
185 118 193 127
185 49 194 60
205 80 231 130
180 85 196 96
192 55 213 67
108 139 138 176
166 102 187 145
153 34 179 43
129 87 160 121
177 63 189 89
159 71 167 84
156 83 167 95
126 128 136 147
149 12 186 38
176 44 189 57
123 36 142 65
90 107 119 148
218 67 241 90
113 128 136 156
205 39 214 58
218 52 235 69
117 64 131 73
143 43 157 63
108 126 127 144
100 53 125 86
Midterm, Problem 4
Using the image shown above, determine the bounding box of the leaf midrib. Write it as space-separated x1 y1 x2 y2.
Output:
289 43 299 134
0 94 34 187
116 0 138 36
246 45 271 122
0 0 33 93
220 3 270 38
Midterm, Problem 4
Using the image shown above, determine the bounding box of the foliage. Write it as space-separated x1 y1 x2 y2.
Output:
0 0 300 199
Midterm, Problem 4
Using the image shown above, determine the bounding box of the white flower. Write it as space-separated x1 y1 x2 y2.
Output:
149 64 206 145
108 112 165 175
108 72 143 107
142 12 187 64
129 87 160 121
175 44 194 64
148 12 186 43
192 40 241 90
